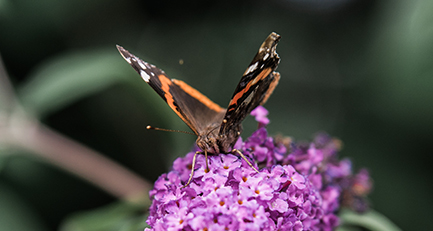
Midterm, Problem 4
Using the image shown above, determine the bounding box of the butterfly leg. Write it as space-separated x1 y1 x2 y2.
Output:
204 150 210 173
183 151 201 188
232 149 260 174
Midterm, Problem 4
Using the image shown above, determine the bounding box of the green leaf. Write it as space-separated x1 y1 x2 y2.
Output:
0 183 48 231
337 209 402 231
335 227 362 231
18 48 132 118
60 199 148 231
118 216 150 231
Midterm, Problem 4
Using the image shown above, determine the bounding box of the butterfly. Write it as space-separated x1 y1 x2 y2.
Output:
117 32 281 186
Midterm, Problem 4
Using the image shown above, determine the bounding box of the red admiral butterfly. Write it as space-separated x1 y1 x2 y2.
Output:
117 32 281 186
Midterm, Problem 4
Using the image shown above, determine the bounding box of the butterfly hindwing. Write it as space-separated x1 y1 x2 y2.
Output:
168 79 226 133
117 45 225 135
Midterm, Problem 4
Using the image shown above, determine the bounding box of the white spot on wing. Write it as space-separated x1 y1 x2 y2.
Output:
140 70 151 82
263 53 269 60
138 61 147 70
245 62 258 75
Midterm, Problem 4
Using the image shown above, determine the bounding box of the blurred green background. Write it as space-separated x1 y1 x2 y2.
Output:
0 0 432 230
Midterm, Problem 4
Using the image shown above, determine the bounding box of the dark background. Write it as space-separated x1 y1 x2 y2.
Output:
1 0 432 230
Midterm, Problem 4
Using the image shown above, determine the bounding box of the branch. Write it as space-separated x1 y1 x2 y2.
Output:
5 119 152 202
0 52 152 203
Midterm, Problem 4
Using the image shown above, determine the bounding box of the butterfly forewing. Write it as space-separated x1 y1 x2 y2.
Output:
117 45 225 135
218 33 281 149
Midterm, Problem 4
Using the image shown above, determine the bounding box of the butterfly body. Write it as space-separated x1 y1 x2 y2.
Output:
117 32 281 184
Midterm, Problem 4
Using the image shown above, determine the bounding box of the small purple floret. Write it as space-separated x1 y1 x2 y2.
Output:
251 106 270 127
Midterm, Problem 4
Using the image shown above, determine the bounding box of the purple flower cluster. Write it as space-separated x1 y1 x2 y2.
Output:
145 106 372 231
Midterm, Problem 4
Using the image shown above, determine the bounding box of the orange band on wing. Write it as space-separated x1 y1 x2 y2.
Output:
229 67 272 110
260 72 280 105
172 79 224 113
159 75 198 134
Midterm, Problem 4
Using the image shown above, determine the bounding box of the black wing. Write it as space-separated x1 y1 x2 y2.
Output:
218 32 281 147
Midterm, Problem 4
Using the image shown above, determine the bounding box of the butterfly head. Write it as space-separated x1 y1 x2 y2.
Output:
195 123 223 154
196 122 243 155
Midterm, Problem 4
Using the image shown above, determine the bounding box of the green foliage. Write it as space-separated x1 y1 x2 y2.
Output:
338 209 402 231
0 183 48 231
60 199 148 231
18 49 132 118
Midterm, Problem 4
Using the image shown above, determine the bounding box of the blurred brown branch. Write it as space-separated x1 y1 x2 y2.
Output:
0 53 152 203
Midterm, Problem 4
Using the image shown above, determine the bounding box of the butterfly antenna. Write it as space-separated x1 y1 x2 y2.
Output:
146 125 195 135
